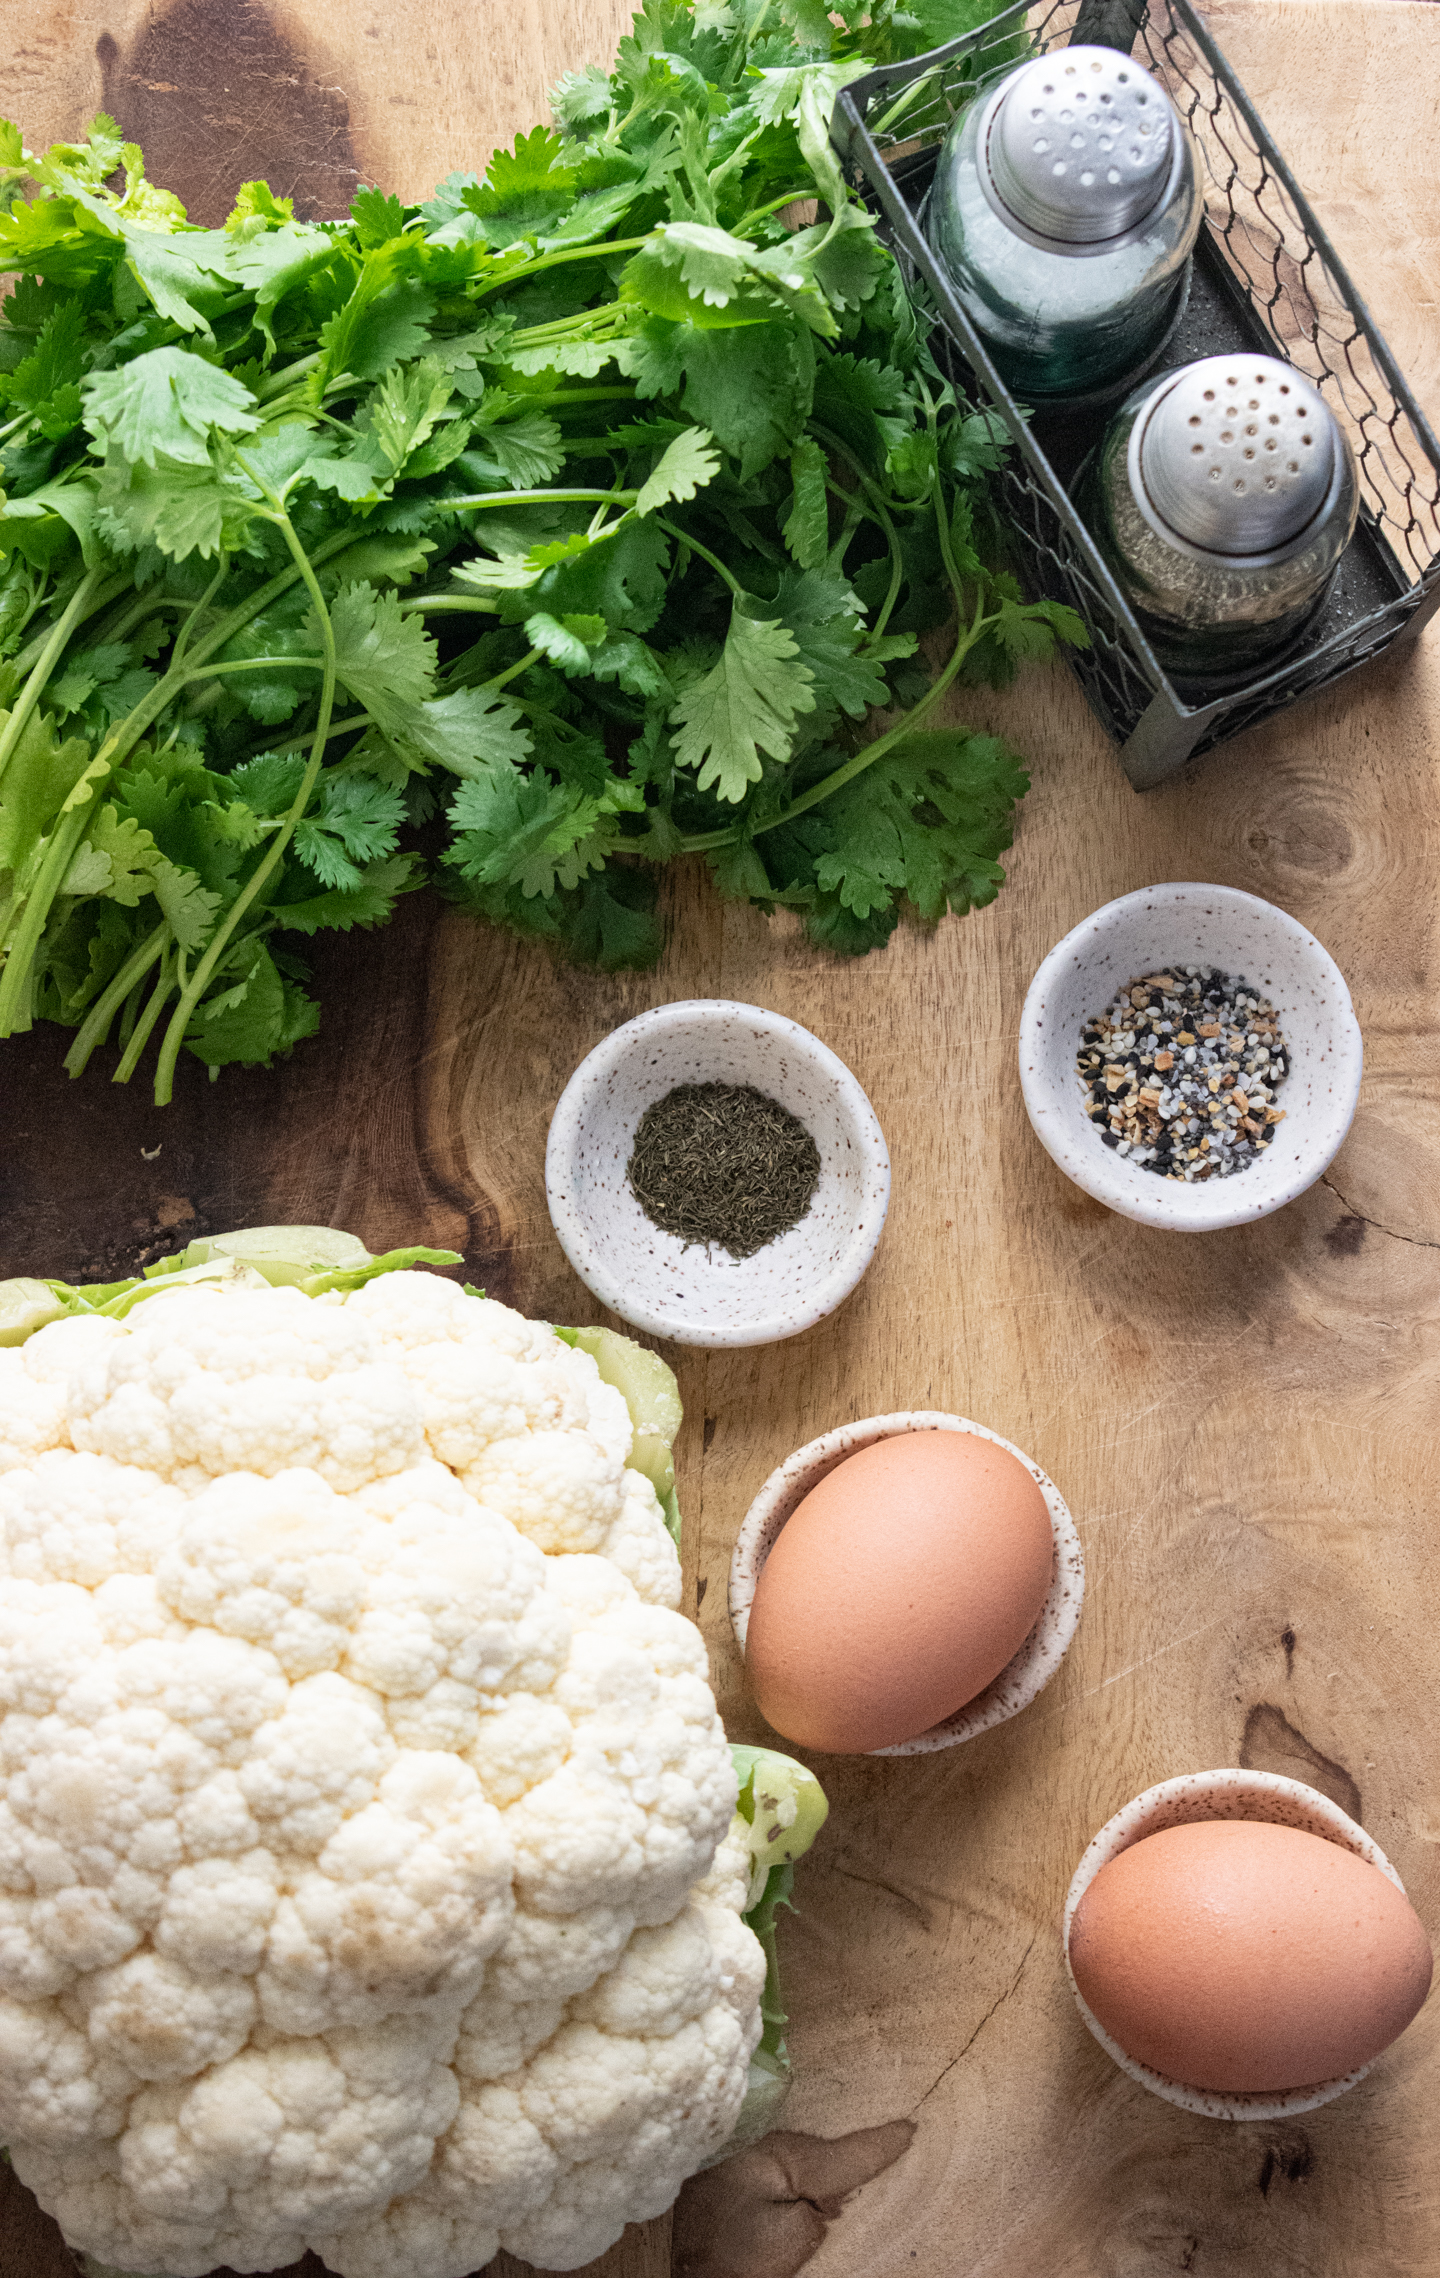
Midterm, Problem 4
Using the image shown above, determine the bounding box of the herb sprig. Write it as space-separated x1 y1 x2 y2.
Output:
0 0 1082 1102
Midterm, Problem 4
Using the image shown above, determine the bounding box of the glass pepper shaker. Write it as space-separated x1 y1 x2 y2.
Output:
926 44 1203 404
1077 352 1359 683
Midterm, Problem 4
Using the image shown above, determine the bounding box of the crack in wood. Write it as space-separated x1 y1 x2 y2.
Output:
911 1932 1038 2114
1321 1175 1440 1252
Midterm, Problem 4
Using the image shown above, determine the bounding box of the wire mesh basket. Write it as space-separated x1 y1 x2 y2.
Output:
832 0 1440 786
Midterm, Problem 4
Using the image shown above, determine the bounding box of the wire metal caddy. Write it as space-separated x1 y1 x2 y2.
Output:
831 0 1440 786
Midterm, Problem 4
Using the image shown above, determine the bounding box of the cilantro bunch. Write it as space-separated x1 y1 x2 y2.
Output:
0 0 1081 1105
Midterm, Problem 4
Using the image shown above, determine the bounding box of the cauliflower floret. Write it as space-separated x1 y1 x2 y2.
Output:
0 1275 756 2278
596 1470 683 1610
67 1290 422 1489
156 1470 369 1677
1 1450 187 1589
0 1320 126 1480
343 1274 554 1368
465 1429 625 1557
0 1352 68 1477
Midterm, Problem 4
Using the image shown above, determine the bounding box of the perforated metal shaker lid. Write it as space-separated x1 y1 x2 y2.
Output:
1139 355 1338 553
987 46 1175 245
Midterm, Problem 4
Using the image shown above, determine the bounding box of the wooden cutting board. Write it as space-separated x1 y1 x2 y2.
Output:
3 6 1440 2277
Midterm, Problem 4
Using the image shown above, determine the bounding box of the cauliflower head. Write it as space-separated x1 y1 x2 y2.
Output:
0 1270 764 2276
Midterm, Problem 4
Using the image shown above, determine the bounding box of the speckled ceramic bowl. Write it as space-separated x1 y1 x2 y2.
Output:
1018 883 1363 1230
545 1000 890 1348
1063 1768 1409 2118
729 1411 1084 1755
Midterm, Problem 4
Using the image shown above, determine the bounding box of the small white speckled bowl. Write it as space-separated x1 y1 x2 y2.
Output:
1018 883 1363 1230
1063 1768 1411 2119
729 1411 1084 1755
545 1000 890 1349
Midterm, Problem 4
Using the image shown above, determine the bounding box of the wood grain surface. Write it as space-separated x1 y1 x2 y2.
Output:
3 4 1440 2277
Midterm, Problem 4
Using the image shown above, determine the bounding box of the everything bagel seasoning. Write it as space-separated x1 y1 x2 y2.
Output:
1077 967 1289 1182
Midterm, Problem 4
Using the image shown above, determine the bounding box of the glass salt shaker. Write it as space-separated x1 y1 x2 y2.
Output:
926 44 1203 403
1077 352 1359 683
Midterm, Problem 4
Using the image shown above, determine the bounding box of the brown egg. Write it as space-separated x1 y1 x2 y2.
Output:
1070 1818 1434 2092
744 1428 1054 1753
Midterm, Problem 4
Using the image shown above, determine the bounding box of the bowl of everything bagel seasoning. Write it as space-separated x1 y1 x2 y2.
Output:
1078 969 1290 1183
1018 885 1363 1230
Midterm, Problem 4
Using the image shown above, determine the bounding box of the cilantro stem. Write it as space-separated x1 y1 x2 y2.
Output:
821 468 904 642
528 387 637 406
64 918 169 1078
254 351 322 403
509 304 630 349
733 190 814 236
116 965 148 1054
0 409 33 445
0 534 352 1043
152 506 338 1106
470 237 650 302
176 655 326 681
445 487 634 512
0 795 100 1033
678 478 997 858
112 944 176 1084
10 569 130 682
397 596 499 615
484 645 541 694
167 553 230 675
88 590 197 653
653 518 744 598
0 565 107 794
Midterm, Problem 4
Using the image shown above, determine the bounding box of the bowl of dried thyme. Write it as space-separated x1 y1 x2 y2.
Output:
545 1001 891 1346
1018 884 1363 1230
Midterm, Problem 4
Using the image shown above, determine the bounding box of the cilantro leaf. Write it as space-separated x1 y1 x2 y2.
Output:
95 452 258 562
749 60 870 212
81 346 260 467
992 590 1089 661
316 254 435 388
669 603 815 802
681 318 816 480
445 764 612 898
184 938 319 1069
418 173 480 233
150 854 221 950
351 188 408 249
293 773 406 888
809 730 1029 931
226 223 339 353
385 685 535 779
225 180 295 233
214 600 324 723
60 803 161 907
0 299 89 436
780 436 829 568
314 581 438 736
463 127 578 249
551 65 614 135
526 611 607 673
462 412 566 490
227 751 306 815
365 358 455 473
635 425 720 515
0 708 100 892
272 852 422 935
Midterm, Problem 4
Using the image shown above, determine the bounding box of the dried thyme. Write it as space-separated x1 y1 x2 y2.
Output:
1077 967 1289 1181
627 1084 822 1258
